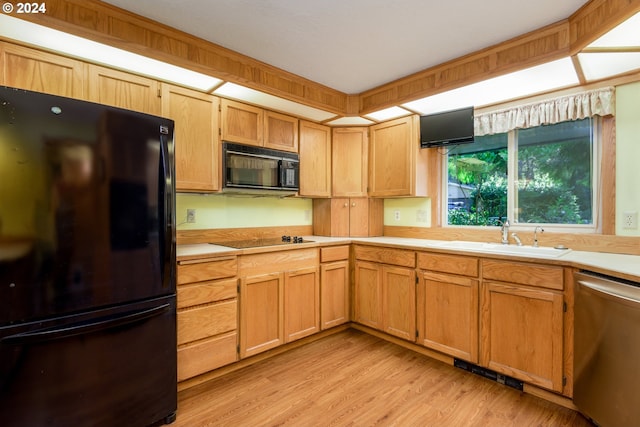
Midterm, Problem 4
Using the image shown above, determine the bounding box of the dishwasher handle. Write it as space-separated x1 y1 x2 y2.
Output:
576 273 640 305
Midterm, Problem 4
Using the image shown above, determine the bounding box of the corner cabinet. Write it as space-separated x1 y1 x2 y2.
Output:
161 85 220 192
354 246 416 341
299 120 332 197
480 259 565 392
332 127 368 197
319 246 350 329
369 115 428 197
313 198 383 237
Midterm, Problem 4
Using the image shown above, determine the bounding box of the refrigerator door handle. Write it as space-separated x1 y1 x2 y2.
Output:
1 303 171 346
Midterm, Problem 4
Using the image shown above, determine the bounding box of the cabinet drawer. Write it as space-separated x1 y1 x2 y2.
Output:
417 252 478 277
321 245 349 262
177 331 237 382
177 256 237 284
354 245 415 268
177 278 237 309
482 259 563 290
239 248 318 276
177 300 237 345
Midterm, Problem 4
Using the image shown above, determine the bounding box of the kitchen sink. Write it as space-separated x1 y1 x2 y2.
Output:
428 240 571 258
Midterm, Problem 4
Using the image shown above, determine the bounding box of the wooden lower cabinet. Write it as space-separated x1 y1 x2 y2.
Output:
239 248 320 358
416 252 479 362
354 260 383 330
480 281 564 392
480 259 565 392
320 246 350 330
176 257 239 382
381 265 416 341
284 267 320 342
239 272 284 358
417 271 479 362
354 248 416 342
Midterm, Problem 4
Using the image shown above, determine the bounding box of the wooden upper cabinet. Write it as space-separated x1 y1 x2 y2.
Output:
264 111 298 152
332 127 368 197
220 99 263 147
369 115 428 197
87 64 160 115
162 84 220 192
0 42 84 98
299 120 332 197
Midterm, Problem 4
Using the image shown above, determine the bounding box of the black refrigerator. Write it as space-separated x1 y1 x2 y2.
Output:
0 86 177 426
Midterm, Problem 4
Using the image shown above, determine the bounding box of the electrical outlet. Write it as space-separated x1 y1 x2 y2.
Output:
394 210 401 221
186 209 196 223
623 211 638 229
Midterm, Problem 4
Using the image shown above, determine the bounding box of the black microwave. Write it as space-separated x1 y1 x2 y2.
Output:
222 142 299 193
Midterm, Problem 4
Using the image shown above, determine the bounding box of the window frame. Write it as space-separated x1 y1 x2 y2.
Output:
442 117 603 233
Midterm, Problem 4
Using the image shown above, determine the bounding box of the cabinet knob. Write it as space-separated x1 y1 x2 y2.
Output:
344 202 348 207
351 202 356 207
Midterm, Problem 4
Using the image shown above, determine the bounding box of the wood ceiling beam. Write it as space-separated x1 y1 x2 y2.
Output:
10 0 640 117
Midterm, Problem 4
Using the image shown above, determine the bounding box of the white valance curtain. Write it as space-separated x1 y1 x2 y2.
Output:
474 87 615 136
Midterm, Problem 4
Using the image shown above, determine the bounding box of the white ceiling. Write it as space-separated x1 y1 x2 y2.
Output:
100 0 590 94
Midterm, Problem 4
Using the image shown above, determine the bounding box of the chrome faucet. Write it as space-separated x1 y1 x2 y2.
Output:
511 233 523 246
498 218 510 244
533 226 544 247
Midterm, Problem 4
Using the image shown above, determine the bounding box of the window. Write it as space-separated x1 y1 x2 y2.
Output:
446 118 598 229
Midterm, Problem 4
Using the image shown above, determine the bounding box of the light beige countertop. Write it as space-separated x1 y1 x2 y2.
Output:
177 235 640 282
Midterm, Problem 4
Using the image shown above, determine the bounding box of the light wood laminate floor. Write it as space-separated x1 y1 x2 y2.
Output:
174 330 593 427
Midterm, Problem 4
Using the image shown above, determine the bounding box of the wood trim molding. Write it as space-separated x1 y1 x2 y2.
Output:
11 0 640 117
13 0 348 115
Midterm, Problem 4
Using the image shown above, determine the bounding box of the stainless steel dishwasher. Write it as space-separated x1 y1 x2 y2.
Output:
574 271 640 427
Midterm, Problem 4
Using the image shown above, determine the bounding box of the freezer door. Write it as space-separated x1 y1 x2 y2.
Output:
0 296 177 427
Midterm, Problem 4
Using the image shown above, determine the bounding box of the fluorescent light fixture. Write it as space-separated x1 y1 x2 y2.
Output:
587 12 640 48
577 52 640 81
363 106 412 121
402 58 579 114
0 14 223 91
326 116 375 126
214 83 337 122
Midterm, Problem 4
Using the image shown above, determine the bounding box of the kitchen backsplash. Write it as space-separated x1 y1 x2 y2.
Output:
176 193 313 230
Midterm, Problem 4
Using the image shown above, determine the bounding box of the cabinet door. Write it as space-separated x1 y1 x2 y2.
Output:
221 99 263 146
480 281 564 392
382 265 416 341
417 271 478 362
239 272 284 358
162 85 220 192
284 266 320 342
0 42 84 98
332 127 368 197
264 111 298 152
320 260 349 329
87 65 160 114
299 120 332 197
348 198 370 237
369 115 425 197
354 261 383 330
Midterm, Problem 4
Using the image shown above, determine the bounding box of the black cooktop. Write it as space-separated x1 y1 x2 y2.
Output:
211 236 313 249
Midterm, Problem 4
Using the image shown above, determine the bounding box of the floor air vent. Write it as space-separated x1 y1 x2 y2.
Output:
454 358 524 391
